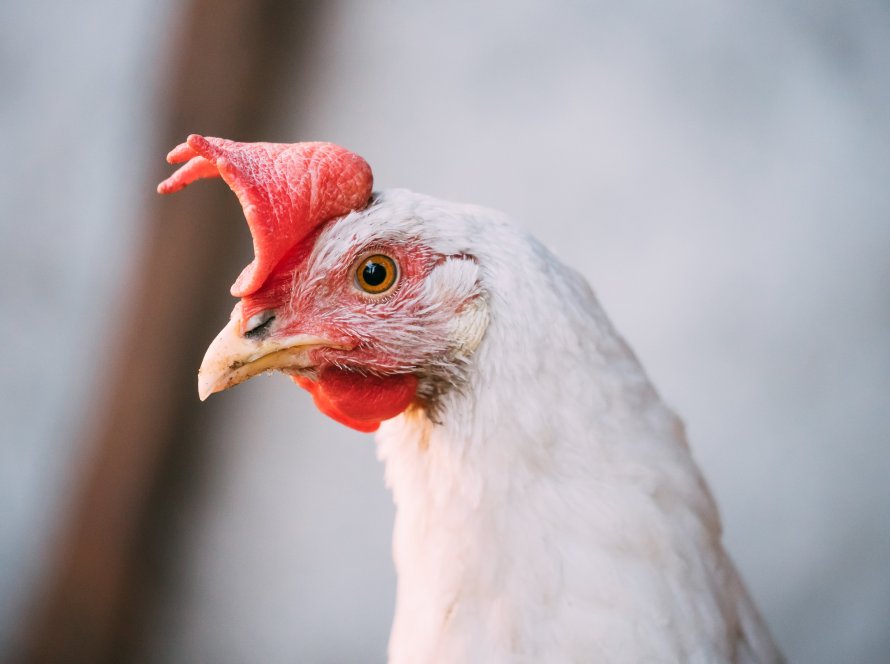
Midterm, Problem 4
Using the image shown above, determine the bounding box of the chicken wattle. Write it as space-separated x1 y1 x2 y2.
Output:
159 136 783 663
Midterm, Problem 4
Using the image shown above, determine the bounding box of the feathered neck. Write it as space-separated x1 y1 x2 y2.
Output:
374 225 745 662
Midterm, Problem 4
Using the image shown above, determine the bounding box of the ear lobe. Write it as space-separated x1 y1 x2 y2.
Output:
422 258 489 357
448 296 489 356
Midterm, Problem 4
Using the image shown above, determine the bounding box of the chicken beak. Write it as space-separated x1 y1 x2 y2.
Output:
197 307 332 401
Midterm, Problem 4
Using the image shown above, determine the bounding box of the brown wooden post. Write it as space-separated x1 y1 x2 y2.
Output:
22 2 322 662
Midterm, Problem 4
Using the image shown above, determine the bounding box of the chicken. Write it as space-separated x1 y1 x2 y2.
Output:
159 135 783 663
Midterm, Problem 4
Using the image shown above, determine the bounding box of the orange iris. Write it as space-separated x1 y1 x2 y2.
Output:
355 254 398 294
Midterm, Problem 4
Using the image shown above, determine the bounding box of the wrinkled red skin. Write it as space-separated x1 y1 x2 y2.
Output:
293 372 418 433
158 135 373 298
237 227 324 335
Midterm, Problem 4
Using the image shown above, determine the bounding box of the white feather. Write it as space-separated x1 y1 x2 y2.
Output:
322 190 782 663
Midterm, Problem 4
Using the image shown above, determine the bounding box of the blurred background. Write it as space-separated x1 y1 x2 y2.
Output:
2 1 889 662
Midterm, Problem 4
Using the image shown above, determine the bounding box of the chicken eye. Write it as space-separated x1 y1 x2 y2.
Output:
355 254 398 295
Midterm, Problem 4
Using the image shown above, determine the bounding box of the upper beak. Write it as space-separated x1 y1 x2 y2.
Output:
197 305 334 400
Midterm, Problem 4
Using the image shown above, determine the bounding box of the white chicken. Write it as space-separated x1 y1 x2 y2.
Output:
159 135 783 663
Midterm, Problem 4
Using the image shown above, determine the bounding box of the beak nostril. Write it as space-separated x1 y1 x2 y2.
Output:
244 310 276 338
198 314 335 402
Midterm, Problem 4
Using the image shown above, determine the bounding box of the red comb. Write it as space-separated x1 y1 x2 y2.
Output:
158 135 373 297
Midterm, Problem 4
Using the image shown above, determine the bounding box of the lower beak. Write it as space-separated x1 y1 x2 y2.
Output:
197 307 333 401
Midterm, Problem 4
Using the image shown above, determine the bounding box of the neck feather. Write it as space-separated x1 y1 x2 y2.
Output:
376 249 736 662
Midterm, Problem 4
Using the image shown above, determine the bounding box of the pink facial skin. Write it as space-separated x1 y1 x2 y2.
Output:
241 236 438 432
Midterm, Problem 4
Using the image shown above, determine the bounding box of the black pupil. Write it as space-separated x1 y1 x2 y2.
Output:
362 260 388 287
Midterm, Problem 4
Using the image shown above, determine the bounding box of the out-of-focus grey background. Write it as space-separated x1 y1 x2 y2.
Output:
3 1 889 662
